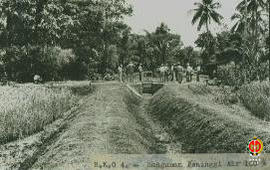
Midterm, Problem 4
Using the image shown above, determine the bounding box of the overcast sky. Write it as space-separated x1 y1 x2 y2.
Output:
124 0 240 47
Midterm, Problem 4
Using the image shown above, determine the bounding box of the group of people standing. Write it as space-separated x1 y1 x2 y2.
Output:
117 62 201 83
158 62 201 83
118 62 143 83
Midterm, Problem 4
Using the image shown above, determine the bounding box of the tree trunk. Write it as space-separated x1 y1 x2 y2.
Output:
243 0 248 83
162 46 166 64
34 0 47 45
6 11 13 47
268 0 270 82
269 58 270 82
255 10 259 81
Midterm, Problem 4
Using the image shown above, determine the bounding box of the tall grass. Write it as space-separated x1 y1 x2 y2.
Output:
0 85 76 144
149 84 270 153
239 81 270 120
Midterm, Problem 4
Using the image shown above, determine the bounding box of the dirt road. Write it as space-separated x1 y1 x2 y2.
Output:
19 82 170 169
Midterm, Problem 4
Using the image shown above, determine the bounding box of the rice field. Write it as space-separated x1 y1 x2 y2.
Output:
0 84 77 144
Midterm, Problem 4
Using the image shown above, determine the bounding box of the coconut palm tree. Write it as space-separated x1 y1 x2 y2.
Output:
191 0 223 32
191 0 223 66
231 10 266 35
236 0 267 37
236 0 266 13
234 0 268 81
231 12 248 33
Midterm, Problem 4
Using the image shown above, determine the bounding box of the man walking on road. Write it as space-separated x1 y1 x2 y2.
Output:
118 64 123 82
170 64 175 81
196 64 201 82
175 62 184 84
138 63 143 82
127 62 135 82
186 63 193 82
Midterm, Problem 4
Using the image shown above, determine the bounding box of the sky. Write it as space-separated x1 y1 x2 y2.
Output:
124 0 240 47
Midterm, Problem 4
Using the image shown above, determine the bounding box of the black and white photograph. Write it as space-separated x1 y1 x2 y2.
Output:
0 0 269 169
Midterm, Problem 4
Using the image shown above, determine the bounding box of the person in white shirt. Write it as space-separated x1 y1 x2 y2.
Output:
196 65 201 82
118 64 123 82
34 74 42 84
171 64 175 82
186 63 193 82
126 62 135 82
175 62 184 84
158 64 169 82
138 63 143 82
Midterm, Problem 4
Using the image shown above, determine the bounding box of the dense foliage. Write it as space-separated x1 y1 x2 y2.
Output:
0 0 133 82
0 0 269 83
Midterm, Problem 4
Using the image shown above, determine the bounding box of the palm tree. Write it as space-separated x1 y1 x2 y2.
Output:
231 12 249 33
267 0 270 81
234 0 267 81
191 0 223 66
191 0 223 32
236 0 266 13
236 0 267 37
144 23 182 65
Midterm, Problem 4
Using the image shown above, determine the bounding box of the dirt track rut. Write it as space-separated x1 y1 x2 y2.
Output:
0 82 182 170
28 83 163 169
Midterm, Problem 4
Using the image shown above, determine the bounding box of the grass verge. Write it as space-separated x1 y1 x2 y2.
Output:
0 82 93 144
239 81 270 120
148 84 270 153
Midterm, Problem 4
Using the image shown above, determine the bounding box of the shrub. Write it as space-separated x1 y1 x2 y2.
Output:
239 81 270 120
216 62 244 87
2 46 76 82
258 62 269 81
217 62 269 87
188 84 239 105
188 83 213 95
213 87 239 105
40 46 76 81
